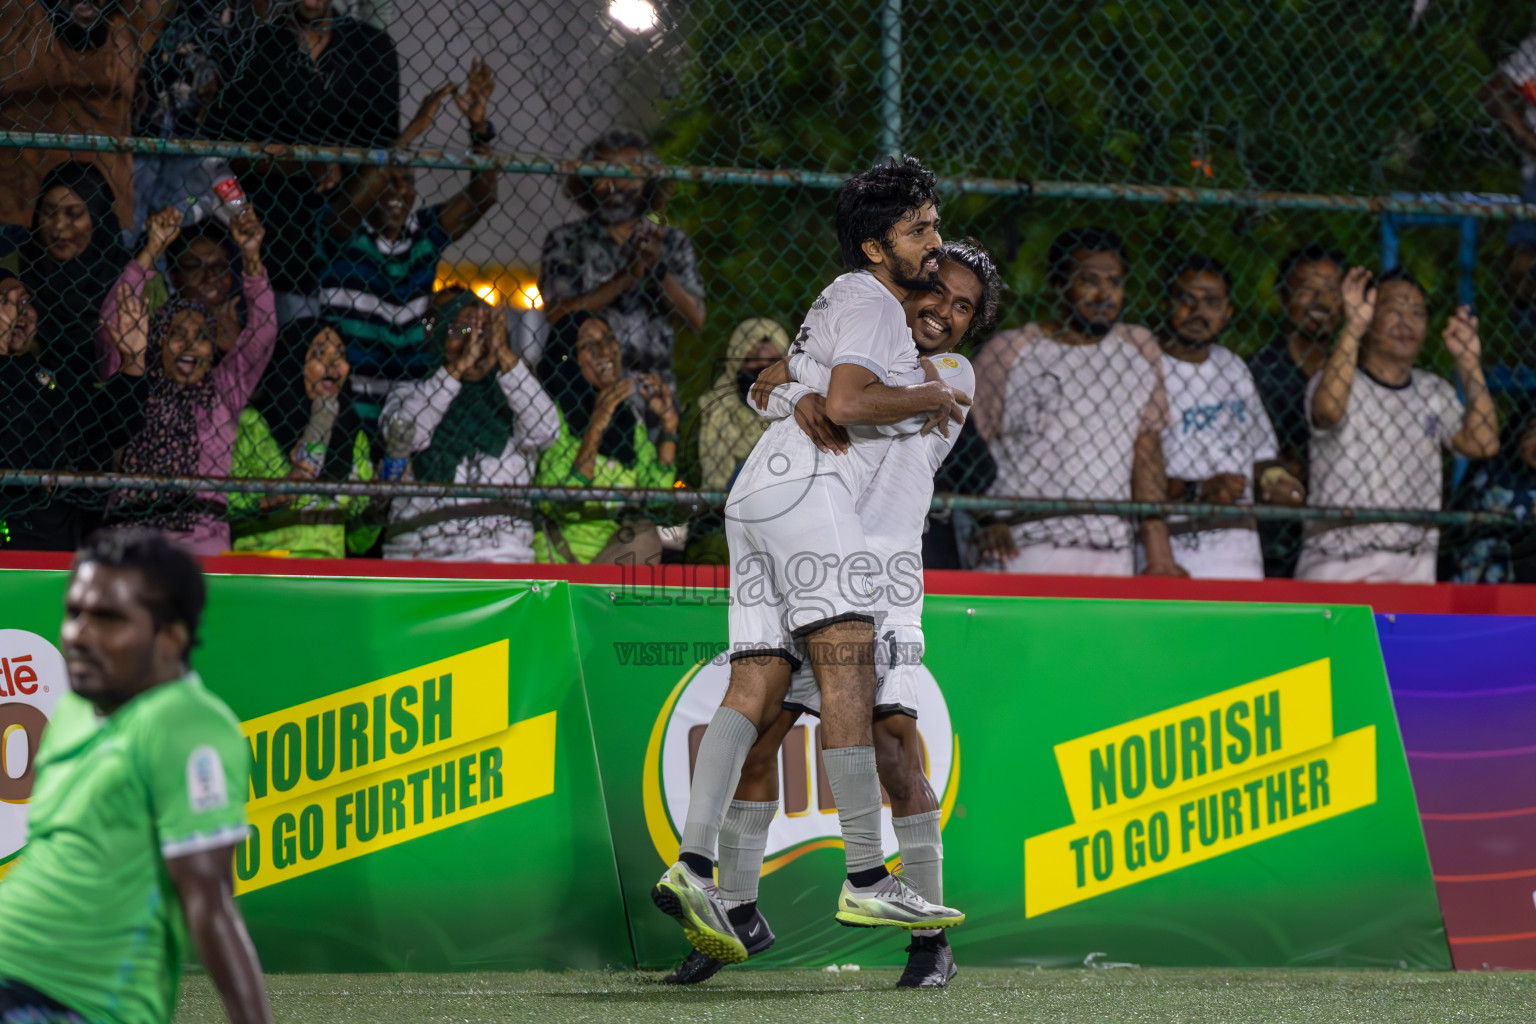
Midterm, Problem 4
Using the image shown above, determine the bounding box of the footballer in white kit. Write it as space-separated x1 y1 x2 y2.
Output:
723 267 920 658
661 240 1000 991
653 159 973 969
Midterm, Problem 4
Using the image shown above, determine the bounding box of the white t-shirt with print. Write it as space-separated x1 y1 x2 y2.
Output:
1161 344 1279 506
984 324 1165 551
1302 367 1462 561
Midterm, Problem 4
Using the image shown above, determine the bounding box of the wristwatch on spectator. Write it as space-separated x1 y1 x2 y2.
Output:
471 121 496 145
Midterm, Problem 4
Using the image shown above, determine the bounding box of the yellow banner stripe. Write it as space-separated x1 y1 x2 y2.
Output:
242 641 509 812
1053 659 1333 824
234 710 556 895
1025 725 1376 917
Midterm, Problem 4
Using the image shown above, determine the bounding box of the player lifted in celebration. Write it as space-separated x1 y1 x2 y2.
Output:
663 239 998 990
0 530 272 1024
653 159 971 963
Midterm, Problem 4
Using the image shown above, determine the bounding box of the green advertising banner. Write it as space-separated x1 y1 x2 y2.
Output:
0 570 630 972
575 585 1450 970
0 567 1449 972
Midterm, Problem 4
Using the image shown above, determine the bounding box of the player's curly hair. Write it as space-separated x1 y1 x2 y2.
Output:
938 237 1001 344
73 529 206 661
564 128 673 215
835 156 941 272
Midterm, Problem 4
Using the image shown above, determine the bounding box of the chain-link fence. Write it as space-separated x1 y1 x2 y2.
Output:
2 0 1536 581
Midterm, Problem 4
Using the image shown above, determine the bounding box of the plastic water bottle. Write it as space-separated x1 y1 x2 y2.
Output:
178 158 249 227
381 413 415 482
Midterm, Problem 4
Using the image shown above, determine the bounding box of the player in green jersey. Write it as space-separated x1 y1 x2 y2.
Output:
0 529 273 1024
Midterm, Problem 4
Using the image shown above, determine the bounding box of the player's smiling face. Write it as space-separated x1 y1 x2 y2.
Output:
60 563 177 708
905 260 981 354
872 202 942 291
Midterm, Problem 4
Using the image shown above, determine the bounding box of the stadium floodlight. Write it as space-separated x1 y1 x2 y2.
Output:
608 0 658 33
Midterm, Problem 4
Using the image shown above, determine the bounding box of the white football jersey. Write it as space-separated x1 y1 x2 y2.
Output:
728 272 919 506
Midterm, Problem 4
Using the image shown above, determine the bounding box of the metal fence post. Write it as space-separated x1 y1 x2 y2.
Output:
880 0 902 157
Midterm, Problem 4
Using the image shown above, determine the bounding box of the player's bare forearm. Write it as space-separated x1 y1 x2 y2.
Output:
168 848 274 1024
1452 359 1500 459
824 364 963 426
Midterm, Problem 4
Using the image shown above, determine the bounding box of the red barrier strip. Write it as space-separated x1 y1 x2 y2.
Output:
1434 866 1536 882
1448 931 1536 945
1421 806 1536 821
3 552 1534 616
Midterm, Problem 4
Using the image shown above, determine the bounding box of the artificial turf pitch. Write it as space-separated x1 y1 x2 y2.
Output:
177 967 1536 1022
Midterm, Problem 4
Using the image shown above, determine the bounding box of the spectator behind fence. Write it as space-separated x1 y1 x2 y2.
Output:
0 0 172 232
1247 243 1345 577
1450 405 1536 583
99 217 275 554
229 321 375 559
970 227 1182 577
697 318 791 492
0 270 82 551
540 130 706 380
1483 31 1536 291
167 221 243 353
381 290 559 563
130 0 258 238
97 205 269 377
203 0 400 322
3 163 132 404
532 313 678 564
320 59 499 433
1298 268 1499 583
1150 255 1302 580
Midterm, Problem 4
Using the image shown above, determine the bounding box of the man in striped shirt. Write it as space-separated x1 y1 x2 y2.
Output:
318 59 500 430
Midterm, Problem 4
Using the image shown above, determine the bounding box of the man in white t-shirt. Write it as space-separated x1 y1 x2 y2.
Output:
1298 267 1500 583
970 227 1183 577
1147 255 1304 579
653 159 970 965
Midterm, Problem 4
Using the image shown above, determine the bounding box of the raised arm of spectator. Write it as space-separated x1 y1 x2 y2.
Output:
1311 266 1374 430
490 314 560 453
212 211 276 412
438 60 501 242
98 223 168 380
380 319 495 457
1443 306 1500 459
